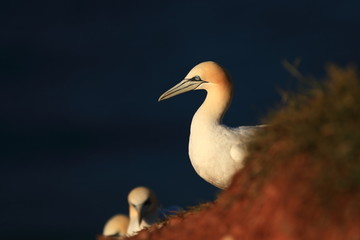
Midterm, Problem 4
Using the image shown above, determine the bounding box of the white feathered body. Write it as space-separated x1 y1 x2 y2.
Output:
189 107 259 189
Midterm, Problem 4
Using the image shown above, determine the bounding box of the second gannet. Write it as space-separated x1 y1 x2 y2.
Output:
102 214 129 237
159 61 264 189
126 186 159 236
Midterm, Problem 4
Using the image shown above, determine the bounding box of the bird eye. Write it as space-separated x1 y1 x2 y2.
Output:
144 199 151 206
193 75 201 81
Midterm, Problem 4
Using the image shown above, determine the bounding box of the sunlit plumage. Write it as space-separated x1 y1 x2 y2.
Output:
102 214 129 237
159 61 264 189
126 186 159 236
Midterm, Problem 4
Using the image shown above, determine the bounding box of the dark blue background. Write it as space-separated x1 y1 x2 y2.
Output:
1 0 360 239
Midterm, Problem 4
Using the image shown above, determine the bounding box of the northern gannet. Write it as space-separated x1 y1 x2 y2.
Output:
126 186 159 236
102 214 129 237
159 61 263 189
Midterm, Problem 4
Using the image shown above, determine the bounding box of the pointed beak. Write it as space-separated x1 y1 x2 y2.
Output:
138 214 142 226
133 204 143 225
138 205 145 225
158 79 205 101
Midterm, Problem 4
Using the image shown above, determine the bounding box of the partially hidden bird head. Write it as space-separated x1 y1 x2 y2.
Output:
128 186 158 225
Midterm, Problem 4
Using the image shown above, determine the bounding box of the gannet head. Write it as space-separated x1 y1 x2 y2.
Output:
158 61 232 101
102 214 129 236
128 186 158 225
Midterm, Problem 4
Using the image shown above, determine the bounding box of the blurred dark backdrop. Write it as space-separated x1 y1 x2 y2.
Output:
1 0 360 239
